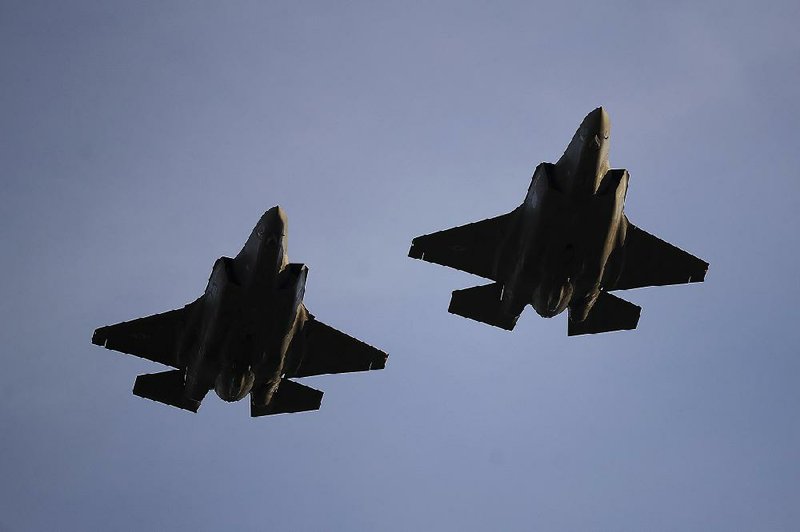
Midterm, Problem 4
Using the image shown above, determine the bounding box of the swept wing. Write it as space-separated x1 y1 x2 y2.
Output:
604 218 708 291
91 298 201 369
286 316 387 378
408 211 516 280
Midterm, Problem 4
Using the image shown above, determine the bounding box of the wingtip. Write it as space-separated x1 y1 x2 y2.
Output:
695 262 709 283
408 244 423 259
372 353 388 370
687 263 709 284
91 328 107 346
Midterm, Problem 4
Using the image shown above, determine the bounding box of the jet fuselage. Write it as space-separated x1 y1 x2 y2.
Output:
178 206 308 407
495 107 628 322
93 206 387 415
409 107 707 334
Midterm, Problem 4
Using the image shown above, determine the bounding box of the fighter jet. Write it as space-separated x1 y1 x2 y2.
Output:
409 107 708 335
93 206 387 416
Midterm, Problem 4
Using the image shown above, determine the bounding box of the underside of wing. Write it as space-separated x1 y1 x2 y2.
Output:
604 218 709 291
408 210 517 280
92 298 201 369
286 318 387 378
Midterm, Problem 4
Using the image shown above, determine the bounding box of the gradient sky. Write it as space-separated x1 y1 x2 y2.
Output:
2 1 799 530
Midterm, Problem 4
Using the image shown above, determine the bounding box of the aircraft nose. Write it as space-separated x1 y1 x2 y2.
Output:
587 106 610 139
257 205 288 242
264 205 287 229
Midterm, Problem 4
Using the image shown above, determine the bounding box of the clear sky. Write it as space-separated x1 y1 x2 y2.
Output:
2 1 799 530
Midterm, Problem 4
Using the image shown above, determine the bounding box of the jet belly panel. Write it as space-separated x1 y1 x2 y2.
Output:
512 163 574 317
186 257 244 398
250 264 309 409
568 169 630 320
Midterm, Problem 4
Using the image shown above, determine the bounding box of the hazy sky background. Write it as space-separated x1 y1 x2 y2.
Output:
2 1 799 530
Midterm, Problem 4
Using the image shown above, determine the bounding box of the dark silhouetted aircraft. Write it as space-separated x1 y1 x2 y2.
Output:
93 206 387 416
409 107 708 335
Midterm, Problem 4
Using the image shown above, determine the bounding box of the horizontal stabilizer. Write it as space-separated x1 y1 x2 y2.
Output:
568 291 641 336
133 370 200 413
448 283 518 331
250 379 323 417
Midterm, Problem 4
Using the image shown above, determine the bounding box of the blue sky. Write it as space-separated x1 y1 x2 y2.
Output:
2 1 799 530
